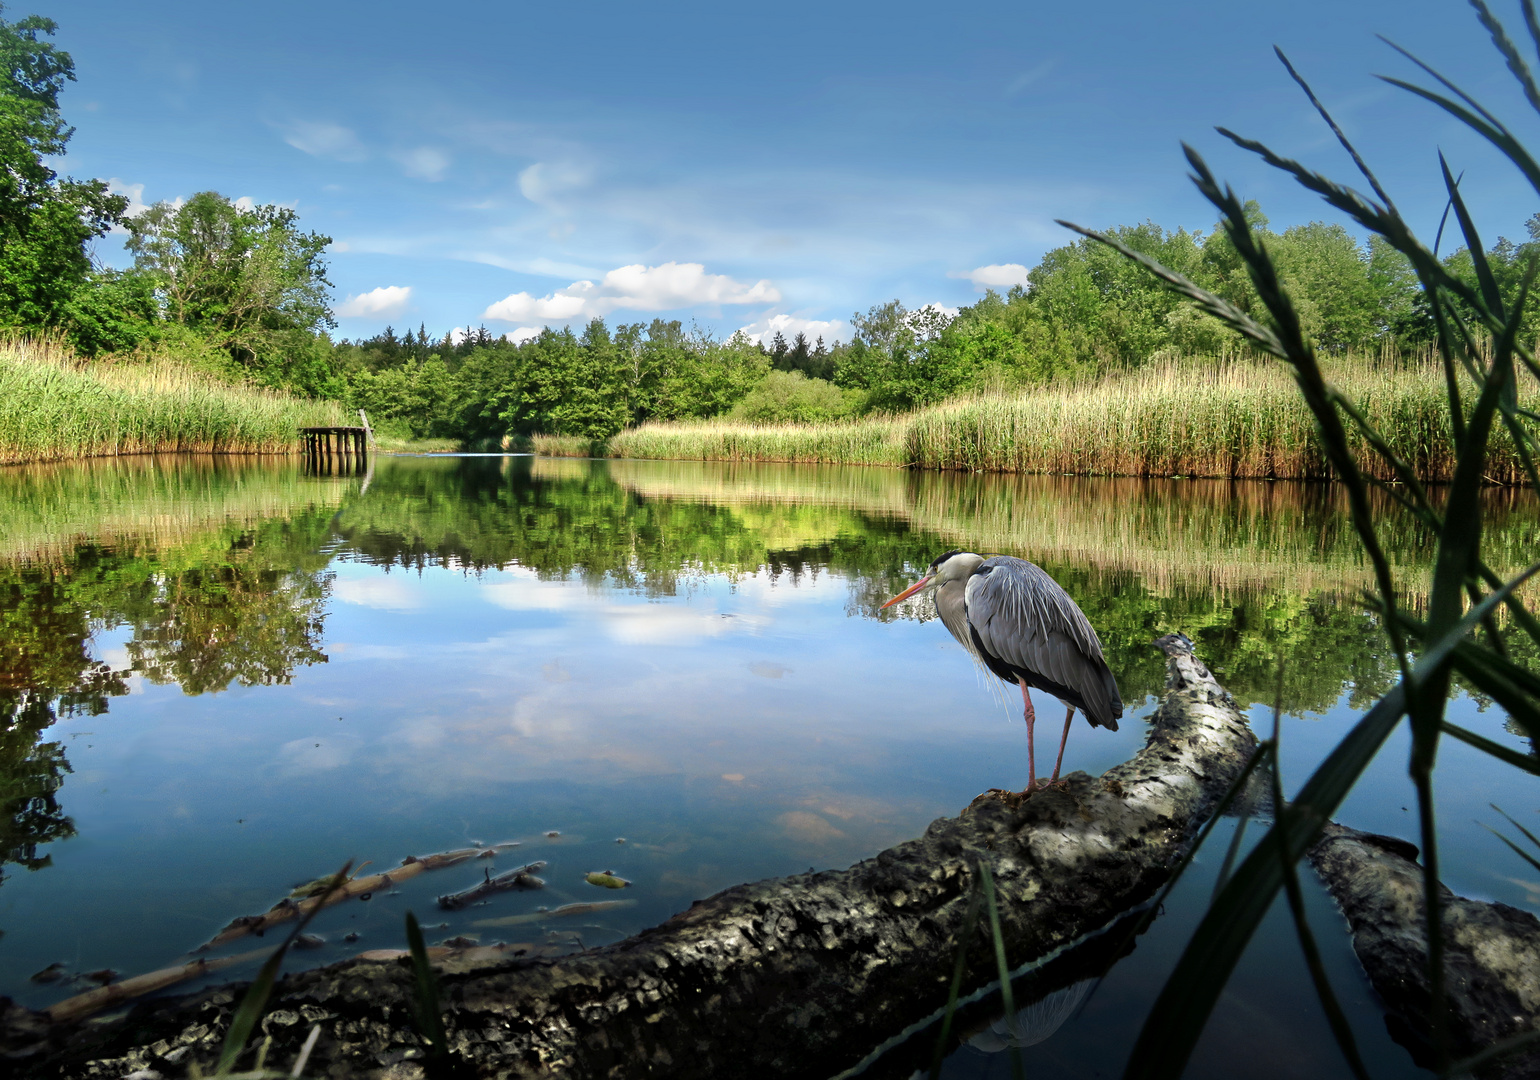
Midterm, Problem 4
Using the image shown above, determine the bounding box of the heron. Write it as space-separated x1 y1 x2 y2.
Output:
883 551 1123 792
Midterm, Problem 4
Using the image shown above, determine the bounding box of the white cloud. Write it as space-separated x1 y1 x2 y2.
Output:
518 161 591 206
233 195 256 212
106 178 151 217
396 146 450 182
736 312 847 347
336 285 412 319
481 577 585 611
952 263 1032 291
278 734 362 773
505 327 543 345
280 120 367 162
333 575 424 610
483 262 779 324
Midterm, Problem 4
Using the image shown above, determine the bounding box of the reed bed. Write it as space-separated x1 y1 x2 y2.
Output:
572 357 1529 484
599 415 909 467
0 339 344 464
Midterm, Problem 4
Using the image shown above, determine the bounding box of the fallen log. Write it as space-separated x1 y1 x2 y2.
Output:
437 863 547 911
1309 823 1540 1079
200 844 519 951
3 634 1257 1078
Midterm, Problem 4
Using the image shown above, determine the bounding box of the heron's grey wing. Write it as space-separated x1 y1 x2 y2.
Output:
965 557 1124 728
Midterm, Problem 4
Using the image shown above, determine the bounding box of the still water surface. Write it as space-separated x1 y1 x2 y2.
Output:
1 453 1536 1077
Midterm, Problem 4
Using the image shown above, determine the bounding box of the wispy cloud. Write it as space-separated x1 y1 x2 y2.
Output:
518 161 591 207
337 285 413 318
279 120 368 162
951 263 1032 291
483 262 779 323
396 146 451 181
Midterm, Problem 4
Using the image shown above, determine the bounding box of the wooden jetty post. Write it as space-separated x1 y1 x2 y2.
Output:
299 425 369 473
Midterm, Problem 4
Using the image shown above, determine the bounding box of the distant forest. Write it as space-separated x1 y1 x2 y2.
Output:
7 6 1540 441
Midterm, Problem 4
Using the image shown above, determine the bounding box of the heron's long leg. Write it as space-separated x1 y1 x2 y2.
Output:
1050 704 1075 782
1018 678 1037 791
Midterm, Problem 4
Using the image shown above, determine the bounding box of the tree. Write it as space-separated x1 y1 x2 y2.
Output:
0 6 126 332
126 191 335 390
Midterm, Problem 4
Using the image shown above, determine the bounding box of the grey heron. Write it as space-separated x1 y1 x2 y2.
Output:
883 551 1123 792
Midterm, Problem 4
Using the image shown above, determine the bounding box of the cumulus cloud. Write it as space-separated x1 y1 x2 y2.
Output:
505 327 543 345
336 285 412 318
280 120 367 162
483 262 779 323
396 146 450 182
736 312 847 347
106 178 151 217
518 161 591 206
951 263 1032 291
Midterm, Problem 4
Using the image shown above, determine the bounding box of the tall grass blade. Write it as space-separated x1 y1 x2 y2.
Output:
978 863 1026 1080
1481 824 1540 875
1268 691 1372 1080
1438 153 1503 319
1054 220 1284 355
1088 742 1270 1009
214 861 352 1075
1444 1027 1540 1078
1440 722 1540 774
1490 803 1540 854
1470 0 1540 115
289 1025 321 1078
930 886 985 1080
405 911 450 1063
1121 687 1407 1080
1524 0 1540 72
1378 74 1540 200
1272 47 1396 209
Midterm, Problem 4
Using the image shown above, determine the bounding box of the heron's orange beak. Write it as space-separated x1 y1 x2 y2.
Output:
881 575 932 609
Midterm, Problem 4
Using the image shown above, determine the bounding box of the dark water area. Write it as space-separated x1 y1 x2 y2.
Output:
0 452 1536 1078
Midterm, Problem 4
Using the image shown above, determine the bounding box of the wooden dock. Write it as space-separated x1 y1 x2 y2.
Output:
300 426 369 463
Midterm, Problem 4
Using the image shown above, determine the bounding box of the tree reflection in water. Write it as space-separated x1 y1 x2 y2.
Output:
0 513 337 885
0 451 1534 903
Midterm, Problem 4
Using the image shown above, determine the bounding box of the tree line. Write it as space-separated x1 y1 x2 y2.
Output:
7 4 1539 443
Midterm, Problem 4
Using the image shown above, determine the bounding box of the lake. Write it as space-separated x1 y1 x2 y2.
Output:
1 452 1535 1078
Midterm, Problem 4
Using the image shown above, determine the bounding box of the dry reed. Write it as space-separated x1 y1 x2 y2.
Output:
0 338 344 464
561 356 1528 484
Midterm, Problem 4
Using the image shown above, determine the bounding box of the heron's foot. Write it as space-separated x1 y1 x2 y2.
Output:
1021 778 1071 796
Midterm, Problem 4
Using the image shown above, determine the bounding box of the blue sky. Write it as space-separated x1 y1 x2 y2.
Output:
44 0 1540 345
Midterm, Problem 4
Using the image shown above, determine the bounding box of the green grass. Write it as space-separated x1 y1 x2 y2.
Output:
0 338 344 464
551 355 1534 484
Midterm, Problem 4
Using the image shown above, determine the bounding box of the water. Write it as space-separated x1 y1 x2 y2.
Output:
1 453 1535 1078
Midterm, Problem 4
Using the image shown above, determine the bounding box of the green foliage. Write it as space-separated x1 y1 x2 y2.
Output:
59 268 159 356
0 5 126 335
336 319 771 443
125 192 336 392
729 369 862 423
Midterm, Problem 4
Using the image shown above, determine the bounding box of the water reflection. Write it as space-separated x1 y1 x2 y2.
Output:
0 453 1532 1079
